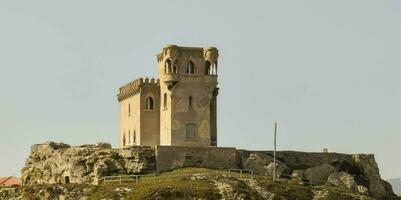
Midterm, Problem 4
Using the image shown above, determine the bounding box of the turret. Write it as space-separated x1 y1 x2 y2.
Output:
157 45 180 90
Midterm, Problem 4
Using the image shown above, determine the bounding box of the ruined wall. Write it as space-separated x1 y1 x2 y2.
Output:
155 146 237 172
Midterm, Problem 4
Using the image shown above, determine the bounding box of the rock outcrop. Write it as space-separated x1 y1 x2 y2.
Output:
19 142 398 199
21 142 155 185
237 150 397 199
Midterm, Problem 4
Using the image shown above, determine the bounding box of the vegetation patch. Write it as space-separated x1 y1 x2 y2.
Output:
258 179 314 200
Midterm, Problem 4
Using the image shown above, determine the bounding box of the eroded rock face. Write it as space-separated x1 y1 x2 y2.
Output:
351 154 397 199
21 142 155 185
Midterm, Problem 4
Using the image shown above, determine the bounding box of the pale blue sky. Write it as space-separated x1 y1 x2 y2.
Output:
0 1 400 179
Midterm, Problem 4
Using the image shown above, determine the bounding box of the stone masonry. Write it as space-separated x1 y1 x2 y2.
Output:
117 45 219 148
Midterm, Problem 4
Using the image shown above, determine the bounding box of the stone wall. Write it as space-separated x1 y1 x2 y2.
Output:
118 78 160 147
155 146 237 172
140 81 161 146
119 92 141 147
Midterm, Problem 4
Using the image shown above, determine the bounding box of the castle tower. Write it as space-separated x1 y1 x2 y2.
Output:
117 78 160 147
157 45 219 146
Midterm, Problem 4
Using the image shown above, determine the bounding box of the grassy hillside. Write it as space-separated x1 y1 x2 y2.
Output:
1 168 399 200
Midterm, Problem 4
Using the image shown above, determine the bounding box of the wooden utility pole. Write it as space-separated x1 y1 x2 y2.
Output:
273 122 277 182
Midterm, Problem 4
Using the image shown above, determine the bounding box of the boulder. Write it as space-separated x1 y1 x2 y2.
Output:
304 164 336 185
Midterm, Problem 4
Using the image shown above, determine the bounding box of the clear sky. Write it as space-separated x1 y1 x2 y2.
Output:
0 1 400 179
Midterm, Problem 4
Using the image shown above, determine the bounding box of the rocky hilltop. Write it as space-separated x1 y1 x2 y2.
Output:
21 142 155 185
12 142 398 199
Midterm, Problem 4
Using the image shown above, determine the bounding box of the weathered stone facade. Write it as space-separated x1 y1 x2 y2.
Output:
117 45 219 148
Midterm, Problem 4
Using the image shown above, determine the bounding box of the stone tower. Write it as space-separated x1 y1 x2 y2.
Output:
117 45 219 148
117 78 160 147
157 45 219 146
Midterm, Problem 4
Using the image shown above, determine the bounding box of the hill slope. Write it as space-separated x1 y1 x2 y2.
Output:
2 168 399 200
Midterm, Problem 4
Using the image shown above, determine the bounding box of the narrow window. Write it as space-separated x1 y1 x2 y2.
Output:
173 60 178 74
128 103 130 117
213 62 218 75
128 130 131 144
187 61 196 74
133 130 136 144
205 61 211 75
189 96 193 107
123 134 126 147
186 123 197 139
165 59 172 74
164 93 167 109
146 97 154 110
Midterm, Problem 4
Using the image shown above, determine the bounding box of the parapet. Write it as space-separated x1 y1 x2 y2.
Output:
117 77 160 102
156 45 218 63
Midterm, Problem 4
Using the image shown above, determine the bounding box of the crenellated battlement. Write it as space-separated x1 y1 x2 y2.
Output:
117 77 159 102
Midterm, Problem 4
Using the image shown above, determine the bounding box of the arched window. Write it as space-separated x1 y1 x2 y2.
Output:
146 97 154 110
65 176 70 184
163 93 167 109
173 60 178 74
189 96 193 107
186 61 196 74
165 59 172 74
205 61 211 75
123 134 126 147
